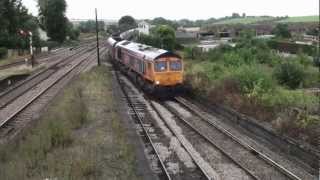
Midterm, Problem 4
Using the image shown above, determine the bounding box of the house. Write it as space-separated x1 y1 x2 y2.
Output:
176 26 200 42
137 21 151 35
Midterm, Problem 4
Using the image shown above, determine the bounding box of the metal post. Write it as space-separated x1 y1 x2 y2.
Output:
29 31 34 67
95 8 100 66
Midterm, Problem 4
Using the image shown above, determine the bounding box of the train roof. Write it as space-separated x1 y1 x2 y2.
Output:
116 40 181 61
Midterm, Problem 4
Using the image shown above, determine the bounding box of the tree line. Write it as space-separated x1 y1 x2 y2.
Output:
0 0 41 50
0 0 82 58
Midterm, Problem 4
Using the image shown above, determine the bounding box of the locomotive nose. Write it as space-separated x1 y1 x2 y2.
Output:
154 72 183 86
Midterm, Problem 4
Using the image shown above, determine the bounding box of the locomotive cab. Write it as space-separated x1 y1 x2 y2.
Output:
153 57 183 86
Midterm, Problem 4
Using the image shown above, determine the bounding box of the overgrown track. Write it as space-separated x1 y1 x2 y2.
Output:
0 45 105 143
172 96 312 180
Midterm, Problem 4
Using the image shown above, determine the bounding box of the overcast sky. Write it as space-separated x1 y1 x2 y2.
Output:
22 0 319 20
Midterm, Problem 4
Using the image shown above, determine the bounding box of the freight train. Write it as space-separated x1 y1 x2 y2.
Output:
106 36 184 93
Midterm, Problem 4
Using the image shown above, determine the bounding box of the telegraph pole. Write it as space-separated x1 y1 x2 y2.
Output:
95 8 100 66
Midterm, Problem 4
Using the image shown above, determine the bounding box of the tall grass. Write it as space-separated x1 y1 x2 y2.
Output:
0 67 141 179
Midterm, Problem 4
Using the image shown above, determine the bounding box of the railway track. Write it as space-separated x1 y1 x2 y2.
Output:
0 48 68 71
0 45 104 143
0 41 96 71
114 70 216 180
115 71 172 180
166 96 314 180
0 45 96 109
110 58 316 179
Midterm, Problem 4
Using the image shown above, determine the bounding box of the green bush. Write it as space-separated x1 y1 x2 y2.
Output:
261 88 317 108
223 51 246 67
183 46 203 60
0 47 8 59
232 65 275 96
273 62 306 89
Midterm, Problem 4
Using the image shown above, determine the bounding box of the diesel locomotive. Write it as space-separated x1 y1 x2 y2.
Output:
106 36 184 93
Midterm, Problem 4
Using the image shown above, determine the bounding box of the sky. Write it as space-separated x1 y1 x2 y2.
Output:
22 0 319 20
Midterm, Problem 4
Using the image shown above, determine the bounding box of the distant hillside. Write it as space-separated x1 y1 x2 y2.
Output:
277 16 319 23
211 15 318 25
213 16 277 25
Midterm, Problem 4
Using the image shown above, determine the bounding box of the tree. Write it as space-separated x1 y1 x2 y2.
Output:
151 17 178 29
154 25 176 51
38 0 67 43
272 23 291 39
232 13 241 18
66 21 80 40
137 25 176 51
118 15 137 32
0 0 40 49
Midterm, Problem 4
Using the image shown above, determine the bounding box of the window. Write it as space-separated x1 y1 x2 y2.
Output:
170 61 182 71
138 61 145 73
154 61 167 72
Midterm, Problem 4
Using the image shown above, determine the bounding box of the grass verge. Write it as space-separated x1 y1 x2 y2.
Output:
0 66 141 180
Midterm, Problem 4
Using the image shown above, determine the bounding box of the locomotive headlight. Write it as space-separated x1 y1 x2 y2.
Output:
156 81 160 85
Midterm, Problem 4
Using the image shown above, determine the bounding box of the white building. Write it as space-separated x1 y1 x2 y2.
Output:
38 28 49 41
137 21 150 35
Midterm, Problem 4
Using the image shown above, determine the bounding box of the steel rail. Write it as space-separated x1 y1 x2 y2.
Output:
115 71 172 180
0 45 96 109
174 96 302 180
163 101 259 180
0 48 97 128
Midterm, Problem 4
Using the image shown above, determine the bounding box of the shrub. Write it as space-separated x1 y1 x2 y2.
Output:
0 47 8 59
232 65 275 96
261 88 318 109
223 51 245 67
303 66 319 88
295 53 312 67
183 46 202 60
273 62 305 89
